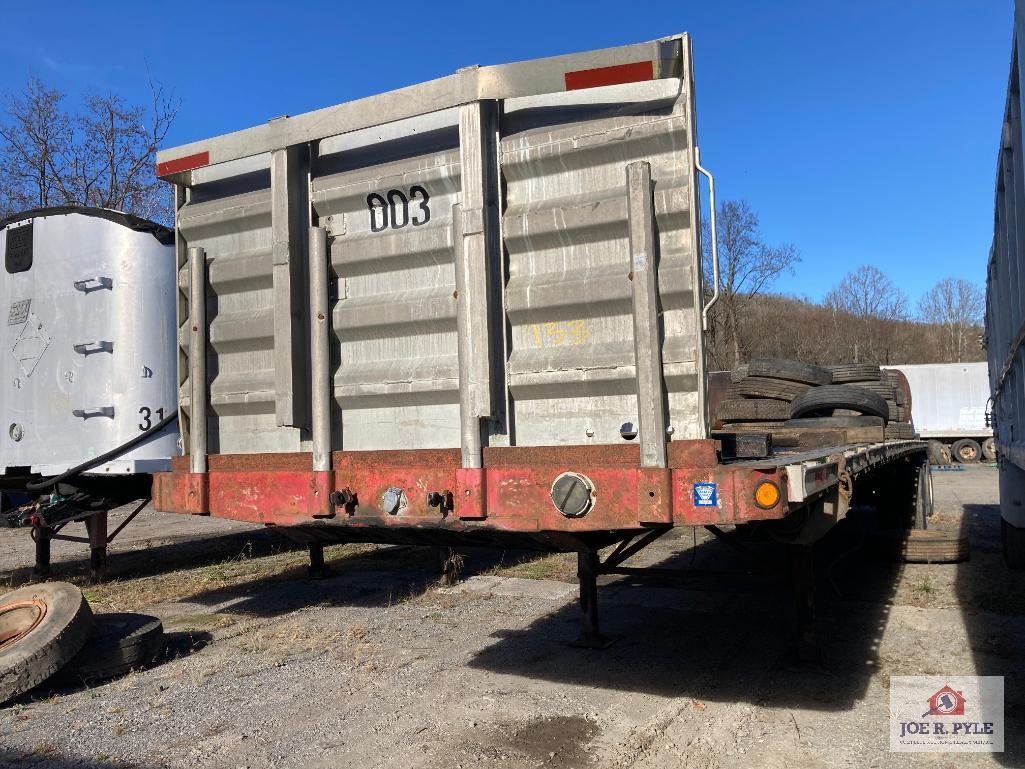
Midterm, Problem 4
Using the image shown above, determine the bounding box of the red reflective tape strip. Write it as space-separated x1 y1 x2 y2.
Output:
156 151 209 177
564 60 654 91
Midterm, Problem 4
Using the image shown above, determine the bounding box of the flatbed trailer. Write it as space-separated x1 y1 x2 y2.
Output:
152 34 929 647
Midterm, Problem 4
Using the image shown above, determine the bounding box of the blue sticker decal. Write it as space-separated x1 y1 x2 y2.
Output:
693 482 718 508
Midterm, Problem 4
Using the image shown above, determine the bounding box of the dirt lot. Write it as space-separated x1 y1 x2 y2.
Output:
0 465 1022 768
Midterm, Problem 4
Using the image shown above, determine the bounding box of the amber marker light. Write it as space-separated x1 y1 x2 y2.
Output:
754 480 781 509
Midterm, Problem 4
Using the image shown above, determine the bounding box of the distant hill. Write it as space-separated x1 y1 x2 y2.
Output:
705 292 985 371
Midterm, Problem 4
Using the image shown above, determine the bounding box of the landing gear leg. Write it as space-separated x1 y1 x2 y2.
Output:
85 511 108 584
308 542 332 579
33 525 52 579
570 549 613 649
788 543 820 662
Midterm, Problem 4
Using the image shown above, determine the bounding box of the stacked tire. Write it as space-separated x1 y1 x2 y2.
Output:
827 364 916 440
716 359 830 432
0 583 164 706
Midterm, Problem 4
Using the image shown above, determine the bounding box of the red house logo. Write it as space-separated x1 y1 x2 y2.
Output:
922 685 966 717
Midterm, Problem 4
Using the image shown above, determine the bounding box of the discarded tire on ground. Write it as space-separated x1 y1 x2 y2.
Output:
716 398 792 422
0 582 94 705
827 364 882 383
897 529 969 564
727 377 810 402
982 438 997 461
952 438 982 464
789 385 889 421
54 613 164 685
746 359 832 386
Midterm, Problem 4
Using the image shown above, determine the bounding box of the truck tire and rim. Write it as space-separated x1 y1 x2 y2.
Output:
746 359 832 386
926 440 948 465
914 462 934 530
727 377 811 402
982 438 997 461
0 582 94 705
789 385 890 421
952 438 982 464
899 529 969 564
827 364 882 383
54 613 164 685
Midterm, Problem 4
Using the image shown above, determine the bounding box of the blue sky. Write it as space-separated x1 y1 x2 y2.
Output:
0 1 1011 306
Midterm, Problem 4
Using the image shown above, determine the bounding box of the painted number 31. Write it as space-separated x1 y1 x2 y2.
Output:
367 186 431 232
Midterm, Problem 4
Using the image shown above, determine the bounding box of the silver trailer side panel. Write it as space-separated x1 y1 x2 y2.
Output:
887 362 991 439
0 210 178 476
989 0 1025 546
163 35 710 458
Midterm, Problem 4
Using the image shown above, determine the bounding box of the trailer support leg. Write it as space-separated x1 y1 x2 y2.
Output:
788 543 819 662
33 526 51 579
571 549 613 649
85 512 108 584
307 542 332 579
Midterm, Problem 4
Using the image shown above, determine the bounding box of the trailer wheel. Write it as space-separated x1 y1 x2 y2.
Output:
982 438 997 461
951 439 981 464
54 613 164 685
0 582 94 705
926 440 948 465
1003 519 1025 570
789 385 889 421
914 463 933 530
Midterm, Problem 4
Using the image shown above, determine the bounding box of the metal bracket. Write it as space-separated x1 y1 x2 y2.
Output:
73 276 113 292
73 340 114 355
72 406 115 419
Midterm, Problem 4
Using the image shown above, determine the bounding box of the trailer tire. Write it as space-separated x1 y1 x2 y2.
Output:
827 364 882 383
1003 518 1025 570
716 398 792 422
746 359 832 386
789 385 889 420
727 377 811 402
952 439 981 464
54 613 164 684
926 440 947 465
898 529 969 564
982 438 997 461
0 582 94 705
782 416 884 429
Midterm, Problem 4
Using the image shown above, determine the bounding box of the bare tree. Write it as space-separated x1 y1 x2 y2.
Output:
823 265 909 364
0 76 178 224
702 200 800 368
918 277 985 362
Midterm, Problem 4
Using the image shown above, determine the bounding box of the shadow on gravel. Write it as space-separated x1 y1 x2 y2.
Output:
144 543 545 618
0 749 168 769
466 512 904 712
0 526 298 589
955 484 1025 766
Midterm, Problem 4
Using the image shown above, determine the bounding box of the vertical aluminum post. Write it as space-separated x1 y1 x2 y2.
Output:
310 226 332 472
188 246 208 474
626 161 667 469
452 202 482 468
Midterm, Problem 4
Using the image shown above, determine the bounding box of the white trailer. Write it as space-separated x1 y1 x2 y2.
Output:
885 362 993 464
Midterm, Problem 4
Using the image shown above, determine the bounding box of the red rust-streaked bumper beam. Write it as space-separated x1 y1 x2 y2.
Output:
153 441 789 531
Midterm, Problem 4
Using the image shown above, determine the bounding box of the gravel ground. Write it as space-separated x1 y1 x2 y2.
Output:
0 464 1022 768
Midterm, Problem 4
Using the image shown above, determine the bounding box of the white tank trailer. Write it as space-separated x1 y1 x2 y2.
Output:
0 206 179 578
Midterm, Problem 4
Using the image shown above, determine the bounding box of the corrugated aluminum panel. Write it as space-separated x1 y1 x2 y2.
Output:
162 34 709 459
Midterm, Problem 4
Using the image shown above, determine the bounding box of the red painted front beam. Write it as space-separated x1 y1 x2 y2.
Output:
153 441 789 531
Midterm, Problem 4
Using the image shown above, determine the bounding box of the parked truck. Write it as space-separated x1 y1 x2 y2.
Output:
152 34 931 648
885 362 993 464
988 0 1025 569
